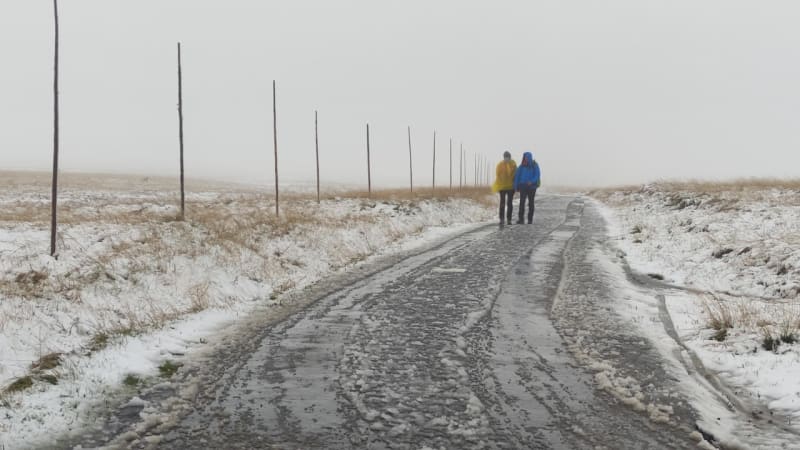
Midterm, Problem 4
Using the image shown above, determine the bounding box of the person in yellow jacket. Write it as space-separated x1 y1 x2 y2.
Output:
491 151 517 225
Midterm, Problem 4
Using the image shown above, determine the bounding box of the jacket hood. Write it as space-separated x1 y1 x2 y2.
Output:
521 152 535 166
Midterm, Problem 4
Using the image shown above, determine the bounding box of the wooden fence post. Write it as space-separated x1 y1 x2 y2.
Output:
50 0 60 256
273 80 279 215
366 123 371 196
177 42 185 221
432 130 436 190
484 157 487 186
459 143 463 190
408 126 413 193
315 110 320 203
478 155 482 187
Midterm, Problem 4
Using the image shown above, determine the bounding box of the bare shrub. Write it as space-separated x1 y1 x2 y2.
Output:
1 270 50 299
31 352 61 371
4 376 33 394
15 270 48 285
188 282 211 313
703 295 734 332
762 327 781 352
778 306 800 344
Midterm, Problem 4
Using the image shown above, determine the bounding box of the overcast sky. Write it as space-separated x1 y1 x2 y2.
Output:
1 0 799 188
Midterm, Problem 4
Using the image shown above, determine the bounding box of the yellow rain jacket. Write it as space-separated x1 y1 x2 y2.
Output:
492 159 517 193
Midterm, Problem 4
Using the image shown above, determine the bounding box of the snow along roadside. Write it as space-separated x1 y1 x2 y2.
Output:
592 184 800 444
0 193 493 449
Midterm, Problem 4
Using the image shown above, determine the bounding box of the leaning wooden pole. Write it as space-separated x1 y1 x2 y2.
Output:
408 126 413 193
50 0 60 256
366 123 372 196
273 80 279 215
315 110 320 204
432 130 436 190
177 42 185 220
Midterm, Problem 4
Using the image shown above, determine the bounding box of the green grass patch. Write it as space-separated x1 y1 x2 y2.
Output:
89 333 110 353
5 376 34 394
763 334 781 352
119 328 138 337
712 328 728 342
123 374 141 387
39 374 58 385
158 360 181 378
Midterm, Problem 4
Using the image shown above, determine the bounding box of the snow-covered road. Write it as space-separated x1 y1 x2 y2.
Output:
47 195 795 449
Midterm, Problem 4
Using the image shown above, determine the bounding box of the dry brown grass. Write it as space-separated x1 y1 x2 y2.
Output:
321 186 494 203
2 270 51 300
0 199 389 301
93 294 183 336
592 178 800 197
188 282 211 313
31 352 61 371
701 293 800 343
703 294 735 332
1 173 494 311
0 170 251 192
0 172 495 225
591 178 800 210
656 178 800 193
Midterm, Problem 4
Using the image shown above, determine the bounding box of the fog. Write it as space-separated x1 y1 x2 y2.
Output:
1 0 799 188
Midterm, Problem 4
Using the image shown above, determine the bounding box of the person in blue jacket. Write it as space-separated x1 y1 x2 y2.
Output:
512 152 541 224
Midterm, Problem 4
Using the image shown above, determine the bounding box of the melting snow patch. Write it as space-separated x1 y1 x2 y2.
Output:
432 267 467 273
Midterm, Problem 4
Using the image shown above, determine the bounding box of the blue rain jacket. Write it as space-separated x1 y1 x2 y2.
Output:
513 152 541 191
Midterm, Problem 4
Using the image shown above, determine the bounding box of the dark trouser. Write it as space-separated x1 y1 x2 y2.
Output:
499 190 514 223
518 188 537 223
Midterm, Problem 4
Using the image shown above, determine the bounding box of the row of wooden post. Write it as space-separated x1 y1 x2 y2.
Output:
47 0 494 256
365 125 493 197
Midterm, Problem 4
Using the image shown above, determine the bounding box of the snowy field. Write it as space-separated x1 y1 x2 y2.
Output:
593 181 800 436
0 171 494 448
